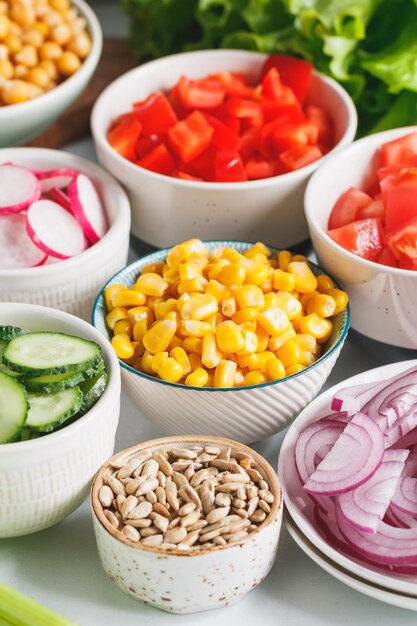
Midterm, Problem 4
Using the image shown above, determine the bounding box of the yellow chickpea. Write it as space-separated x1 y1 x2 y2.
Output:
14 44 38 67
27 82 44 99
0 14 10 39
56 49 80 75
66 30 90 58
1 79 30 104
23 27 44 48
50 21 71 45
26 65 49 88
4 33 22 54
0 2 7 15
13 63 28 78
43 10 63 28
39 40 62 60
39 58 57 79
32 21 49 37
50 0 70 13
0 58 13 79
10 3 36 28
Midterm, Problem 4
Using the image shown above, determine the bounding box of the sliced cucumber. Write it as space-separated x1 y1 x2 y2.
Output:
4 332 102 376
79 371 108 415
0 370 28 444
0 326 23 341
0 341 21 378
26 387 83 433
15 428 41 442
24 358 105 393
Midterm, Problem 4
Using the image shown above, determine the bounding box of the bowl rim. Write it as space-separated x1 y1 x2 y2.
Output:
0 302 120 454
0 0 102 119
91 239 350 392
91 48 358 190
0 147 130 279
91 434 282 556
305 125 417 276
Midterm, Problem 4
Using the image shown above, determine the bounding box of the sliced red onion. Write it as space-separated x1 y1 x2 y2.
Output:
304 412 385 496
388 505 417 528
338 449 409 533
391 476 417 517
392 429 417 449
331 380 390 414
294 418 345 484
363 365 417 430
385 409 417 447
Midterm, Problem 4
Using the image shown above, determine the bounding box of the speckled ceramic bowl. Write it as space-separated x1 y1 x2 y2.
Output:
91 435 282 614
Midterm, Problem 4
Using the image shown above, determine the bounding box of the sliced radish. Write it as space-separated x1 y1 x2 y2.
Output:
35 168 80 193
27 200 87 259
0 215 47 269
68 174 107 244
49 187 72 212
0 165 41 214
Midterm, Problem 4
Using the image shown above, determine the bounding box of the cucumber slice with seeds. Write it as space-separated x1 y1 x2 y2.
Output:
0 370 28 443
0 326 24 341
79 370 107 415
26 387 83 432
24 358 105 393
0 341 21 378
4 332 101 376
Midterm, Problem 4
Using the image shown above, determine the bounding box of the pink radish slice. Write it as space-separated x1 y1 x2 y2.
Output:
0 214 47 269
27 200 87 259
0 165 41 214
35 168 80 193
68 174 107 244
304 412 385 496
49 187 72 211
338 449 409 533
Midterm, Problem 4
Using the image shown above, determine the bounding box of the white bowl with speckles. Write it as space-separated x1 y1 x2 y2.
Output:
91 435 282 614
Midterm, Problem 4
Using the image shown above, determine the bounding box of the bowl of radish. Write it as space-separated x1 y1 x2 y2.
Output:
0 148 131 321
91 49 357 248
305 126 417 349
0 302 121 538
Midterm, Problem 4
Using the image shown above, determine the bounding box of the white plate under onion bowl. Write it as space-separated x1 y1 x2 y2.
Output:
278 359 417 596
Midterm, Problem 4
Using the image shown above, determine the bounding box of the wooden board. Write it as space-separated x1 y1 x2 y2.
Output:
26 38 137 149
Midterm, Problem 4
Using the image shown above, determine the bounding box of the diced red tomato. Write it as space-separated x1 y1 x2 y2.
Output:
167 111 214 163
356 199 386 225
328 218 383 262
132 92 178 135
136 143 175 175
385 179 417 233
261 67 284 101
279 145 322 172
305 105 334 146
201 112 240 151
177 76 226 110
376 246 399 268
245 158 276 180
107 117 142 161
385 218 417 265
380 132 417 167
210 72 256 99
215 151 247 182
377 155 417 181
328 187 373 230
261 54 313 104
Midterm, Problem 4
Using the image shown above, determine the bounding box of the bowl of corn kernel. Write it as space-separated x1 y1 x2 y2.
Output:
0 0 102 146
92 240 350 443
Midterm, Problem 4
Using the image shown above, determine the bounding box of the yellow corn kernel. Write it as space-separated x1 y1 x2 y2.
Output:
201 333 224 369
104 285 127 311
114 319 133 337
185 368 208 387
189 352 203 371
268 326 296 351
189 254 208 270
145 296 164 313
235 284 264 310
245 242 271 258
180 320 212 338
133 319 149 342
232 307 258 326
299 313 333 341
170 347 191 376
213 360 236 388
167 239 206 266
274 292 302 320
207 258 230 281
179 262 201 282
128 306 155 325
158 357 184 383
298 350 316 366
255 327 269 352
299 291 317 311
151 351 169 374
237 329 258 356
218 263 246 287
242 370 267 386
278 250 292 271
164 311 179 328
111 334 134 360
265 356 286 381
276 340 301 368
234 368 245 386
292 254 308 263
237 351 275 372
177 276 208 294
215 321 245 353
221 248 242 263
307 293 336 318
288 261 317 294
257 305 290 337
286 364 306 376
141 261 165 275
248 252 269 265
143 319 176 354
182 336 202 355
205 279 230 301
221 297 237 318
327 288 349 315
135 272 169 297
154 298 178 320
124 340 145 366
140 350 154 374
210 247 224 261
291 316 302 332
294 334 317 352
259 268 273 294
262 292 278 310
167 335 182 351
112 289 146 308
316 274 335 293
273 269 296 292
181 293 218 321
163 266 180 284
105 306 129 330
176 292 190 312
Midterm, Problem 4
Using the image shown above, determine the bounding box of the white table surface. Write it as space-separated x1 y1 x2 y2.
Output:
1 2 417 624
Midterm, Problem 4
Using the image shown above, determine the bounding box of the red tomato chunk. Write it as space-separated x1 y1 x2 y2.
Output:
327 131 417 270
106 55 335 183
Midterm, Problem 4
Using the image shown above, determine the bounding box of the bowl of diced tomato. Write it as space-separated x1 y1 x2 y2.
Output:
305 126 417 349
91 49 356 248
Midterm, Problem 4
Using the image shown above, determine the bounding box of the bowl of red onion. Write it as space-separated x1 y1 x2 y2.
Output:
279 359 417 595
0 148 131 320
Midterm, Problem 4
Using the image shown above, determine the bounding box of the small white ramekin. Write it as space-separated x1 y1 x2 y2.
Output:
0 303 121 538
91 435 282 614
0 148 131 321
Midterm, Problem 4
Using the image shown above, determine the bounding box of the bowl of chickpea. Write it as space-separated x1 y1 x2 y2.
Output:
0 0 102 147
92 239 350 443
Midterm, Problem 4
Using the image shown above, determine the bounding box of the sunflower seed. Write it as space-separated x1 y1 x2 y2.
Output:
103 509 119 529
128 501 152 519
121 524 140 541
141 534 163 546
164 527 187 544
178 501 196 517
170 447 197 460
135 478 158 497
206 507 230 524
99 485 113 508
141 459 159 480
180 510 201 528
153 452 173 476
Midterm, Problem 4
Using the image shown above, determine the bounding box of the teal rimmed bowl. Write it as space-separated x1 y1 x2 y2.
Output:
92 241 350 443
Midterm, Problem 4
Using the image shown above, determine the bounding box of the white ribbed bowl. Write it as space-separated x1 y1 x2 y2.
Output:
0 303 121 538
92 242 350 443
0 148 131 321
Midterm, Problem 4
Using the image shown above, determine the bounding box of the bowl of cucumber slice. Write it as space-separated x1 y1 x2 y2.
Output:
0 302 121 538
